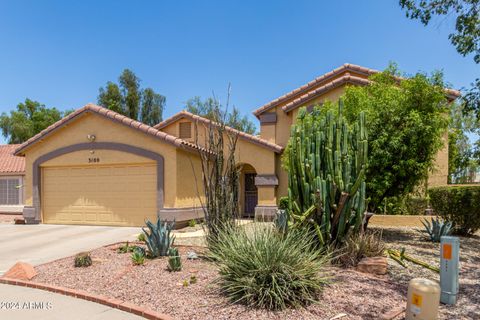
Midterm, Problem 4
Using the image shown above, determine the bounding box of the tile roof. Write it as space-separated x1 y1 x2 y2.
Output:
0 144 25 174
155 111 284 154
14 104 210 156
253 63 461 117
282 74 370 113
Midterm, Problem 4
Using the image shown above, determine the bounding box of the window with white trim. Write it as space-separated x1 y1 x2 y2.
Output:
0 179 20 205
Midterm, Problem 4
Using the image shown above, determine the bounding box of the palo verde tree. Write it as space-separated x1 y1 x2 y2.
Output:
0 99 71 144
98 69 165 125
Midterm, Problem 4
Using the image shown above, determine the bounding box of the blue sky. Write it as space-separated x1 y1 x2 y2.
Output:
0 1 478 143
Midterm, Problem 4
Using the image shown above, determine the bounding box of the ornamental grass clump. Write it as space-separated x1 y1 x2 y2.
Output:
209 224 330 310
333 231 385 268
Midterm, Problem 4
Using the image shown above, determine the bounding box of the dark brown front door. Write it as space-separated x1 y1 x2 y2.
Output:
244 173 258 217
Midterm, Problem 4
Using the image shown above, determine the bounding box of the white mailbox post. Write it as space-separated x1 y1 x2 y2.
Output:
440 236 460 305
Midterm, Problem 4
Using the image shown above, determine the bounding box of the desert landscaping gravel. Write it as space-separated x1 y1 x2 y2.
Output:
32 227 479 320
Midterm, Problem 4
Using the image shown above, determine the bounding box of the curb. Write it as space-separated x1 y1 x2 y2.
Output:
0 277 172 320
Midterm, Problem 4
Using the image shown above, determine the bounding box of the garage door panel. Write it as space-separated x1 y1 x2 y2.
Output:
42 164 157 226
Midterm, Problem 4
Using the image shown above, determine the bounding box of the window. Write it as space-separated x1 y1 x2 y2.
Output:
0 179 20 205
179 122 192 139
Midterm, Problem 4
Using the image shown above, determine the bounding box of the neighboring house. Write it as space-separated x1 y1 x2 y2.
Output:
0 145 25 214
13 63 460 227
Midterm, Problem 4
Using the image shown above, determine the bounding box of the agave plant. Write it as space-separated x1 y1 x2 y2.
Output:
142 217 175 257
421 216 452 242
131 250 145 265
167 247 182 272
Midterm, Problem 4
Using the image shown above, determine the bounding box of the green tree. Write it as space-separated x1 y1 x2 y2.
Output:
321 65 450 212
399 0 480 116
227 107 257 135
185 96 257 134
119 69 141 120
98 82 123 114
448 104 475 183
141 88 165 126
97 69 165 124
0 99 66 144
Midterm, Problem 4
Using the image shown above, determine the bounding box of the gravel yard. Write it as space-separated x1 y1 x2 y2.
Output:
31 226 479 320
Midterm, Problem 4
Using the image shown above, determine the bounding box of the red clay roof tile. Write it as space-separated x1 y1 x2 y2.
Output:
253 63 461 117
0 144 25 174
14 104 209 156
154 111 284 154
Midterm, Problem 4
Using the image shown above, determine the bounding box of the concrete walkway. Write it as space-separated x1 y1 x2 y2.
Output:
0 224 141 274
0 284 143 320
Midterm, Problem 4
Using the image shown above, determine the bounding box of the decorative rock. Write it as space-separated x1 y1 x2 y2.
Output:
356 256 388 275
186 251 198 260
3 262 37 280
14 217 25 224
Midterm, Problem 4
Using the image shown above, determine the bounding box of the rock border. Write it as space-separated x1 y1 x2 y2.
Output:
0 277 172 320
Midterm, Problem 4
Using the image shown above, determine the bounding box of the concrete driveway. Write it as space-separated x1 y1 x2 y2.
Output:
0 224 141 274
0 284 143 320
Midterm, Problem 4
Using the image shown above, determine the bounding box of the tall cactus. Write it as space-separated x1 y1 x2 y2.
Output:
285 101 368 246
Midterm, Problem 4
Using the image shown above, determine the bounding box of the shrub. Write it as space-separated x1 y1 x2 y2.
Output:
188 219 196 228
131 251 145 265
333 231 385 268
189 275 197 284
209 224 330 310
278 196 290 210
167 247 182 272
118 242 144 254
142 218 175 257
74 252 92 267
420 216 452 242
117 241 134 253
405 197 429 215
429 186 480 235
137 233 146 242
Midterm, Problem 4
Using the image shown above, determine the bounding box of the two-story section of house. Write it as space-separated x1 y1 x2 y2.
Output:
252 63 460 218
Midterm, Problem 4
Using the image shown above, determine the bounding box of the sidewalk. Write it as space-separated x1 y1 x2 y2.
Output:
0 284 143 320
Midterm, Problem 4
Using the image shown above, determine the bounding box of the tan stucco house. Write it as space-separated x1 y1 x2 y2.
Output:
11 63 460 227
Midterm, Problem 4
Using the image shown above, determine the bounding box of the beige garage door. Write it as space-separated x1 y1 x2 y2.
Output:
42 164 157 226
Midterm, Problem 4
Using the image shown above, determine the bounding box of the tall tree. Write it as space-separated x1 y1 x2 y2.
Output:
141 88 165 126
0 99 66 144
119 69 141 120
399 0 480 116
98 82 123 114
97 69 165 124
449 102 480 182
185 96 257 134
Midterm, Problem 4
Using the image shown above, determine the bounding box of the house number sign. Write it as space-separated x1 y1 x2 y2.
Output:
88 157 100 163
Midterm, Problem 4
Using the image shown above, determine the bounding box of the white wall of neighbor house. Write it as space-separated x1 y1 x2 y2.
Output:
0 175 24 213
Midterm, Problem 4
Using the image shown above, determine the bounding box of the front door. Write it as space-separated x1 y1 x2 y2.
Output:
244 173 258 217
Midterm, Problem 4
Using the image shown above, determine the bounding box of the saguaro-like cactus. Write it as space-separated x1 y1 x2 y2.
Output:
285 101 368 246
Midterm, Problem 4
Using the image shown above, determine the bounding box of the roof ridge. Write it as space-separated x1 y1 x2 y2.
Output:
282 75 370 113
14 104 209 156
155 110 284 153
253 63 460 117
